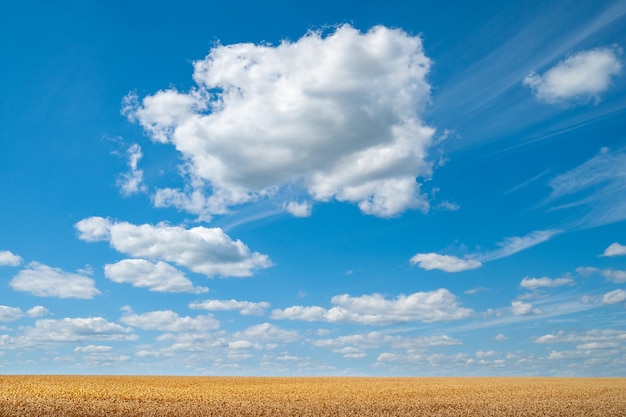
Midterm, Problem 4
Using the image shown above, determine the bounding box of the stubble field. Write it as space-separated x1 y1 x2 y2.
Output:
1 376 625 416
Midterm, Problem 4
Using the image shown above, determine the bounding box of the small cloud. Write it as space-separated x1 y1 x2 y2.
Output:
600 268 626 283
511 300 541 316
576 266 600 277
0 250 22 267
464 287 489 295
519 276 575 290
523 46 622 104
189 299 270 316
410 253 481 273
494 333 508 342
105 259 208 294
601 242 626 257
26 306 49 318
117 143 147 196
283 201 312 218
602 289 626 305
10 262 100 299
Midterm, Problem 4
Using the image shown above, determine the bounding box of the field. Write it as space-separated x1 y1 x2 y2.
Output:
1 376 625 416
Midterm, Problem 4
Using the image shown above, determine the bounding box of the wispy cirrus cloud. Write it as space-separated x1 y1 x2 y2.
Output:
545 147 626 228
411 229 561 272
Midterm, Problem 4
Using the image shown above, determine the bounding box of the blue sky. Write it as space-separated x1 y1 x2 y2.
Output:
1 0 625 376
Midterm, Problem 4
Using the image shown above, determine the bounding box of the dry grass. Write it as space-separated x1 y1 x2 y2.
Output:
1 376 625 416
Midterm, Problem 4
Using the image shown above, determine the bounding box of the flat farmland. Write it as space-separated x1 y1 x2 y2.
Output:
1 376 625 416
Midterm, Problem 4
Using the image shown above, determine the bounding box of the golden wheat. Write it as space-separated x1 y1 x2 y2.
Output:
0 376 625 416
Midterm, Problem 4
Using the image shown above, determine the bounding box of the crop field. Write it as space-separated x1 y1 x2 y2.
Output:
1 376 625 416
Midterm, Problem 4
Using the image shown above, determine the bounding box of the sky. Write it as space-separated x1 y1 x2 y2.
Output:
1 0 625 376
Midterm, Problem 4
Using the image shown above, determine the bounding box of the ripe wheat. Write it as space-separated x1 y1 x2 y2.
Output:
1 376 625 416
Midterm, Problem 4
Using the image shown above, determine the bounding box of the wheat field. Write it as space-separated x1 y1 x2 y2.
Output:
1 376 625 416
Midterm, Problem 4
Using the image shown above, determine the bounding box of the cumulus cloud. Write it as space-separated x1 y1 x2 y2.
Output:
10 262 100 299
76 216 271 277
314 331 460 351
0 250 22 266
104 259 208 293
21 317 136 343
0 306 23 322
270 289 472 324
117 143 146 196
410 253 481 272
26 306 49 318
123 25 436 218
283 201 312 218
511 301 541 316
601 242 626 257
546 147 626 228
189 299 270 316
523 46 622 103
519 276 575 290
601 269 626 283
235 323 300 343
411 229 560 272
120 308 219 332
602 289 626 304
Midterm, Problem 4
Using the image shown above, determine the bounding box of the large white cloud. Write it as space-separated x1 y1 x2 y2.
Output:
76 216 271 277
270 289 472 324
123 25 436 218
0 250 22 266
104 259 208 293
10 262 100 299
0 306 23 322
524 46 622 103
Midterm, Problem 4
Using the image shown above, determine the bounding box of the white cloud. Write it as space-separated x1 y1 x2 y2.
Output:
524 46 622 103
412 229 560 272
511 301 541 316
600 269 626 283
235 323 300 342
283 201 312 218
22 317 136 343
602 289 626 304
520 276 575 290
123 25 436 218
271 289 472 324
0 250 22 266
546 147 626 228
104 259 208 293
410 253 481 272
601 242 626 257
535 329 626 344
477 229 562 262
314 331 461 351
26 306 49 318
117 143 146 196
76 216 271 277
0 306 23 322
189 299 270 316
10 262 100 299
74 345 113 354
120 308 219 333
494 333 508 342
